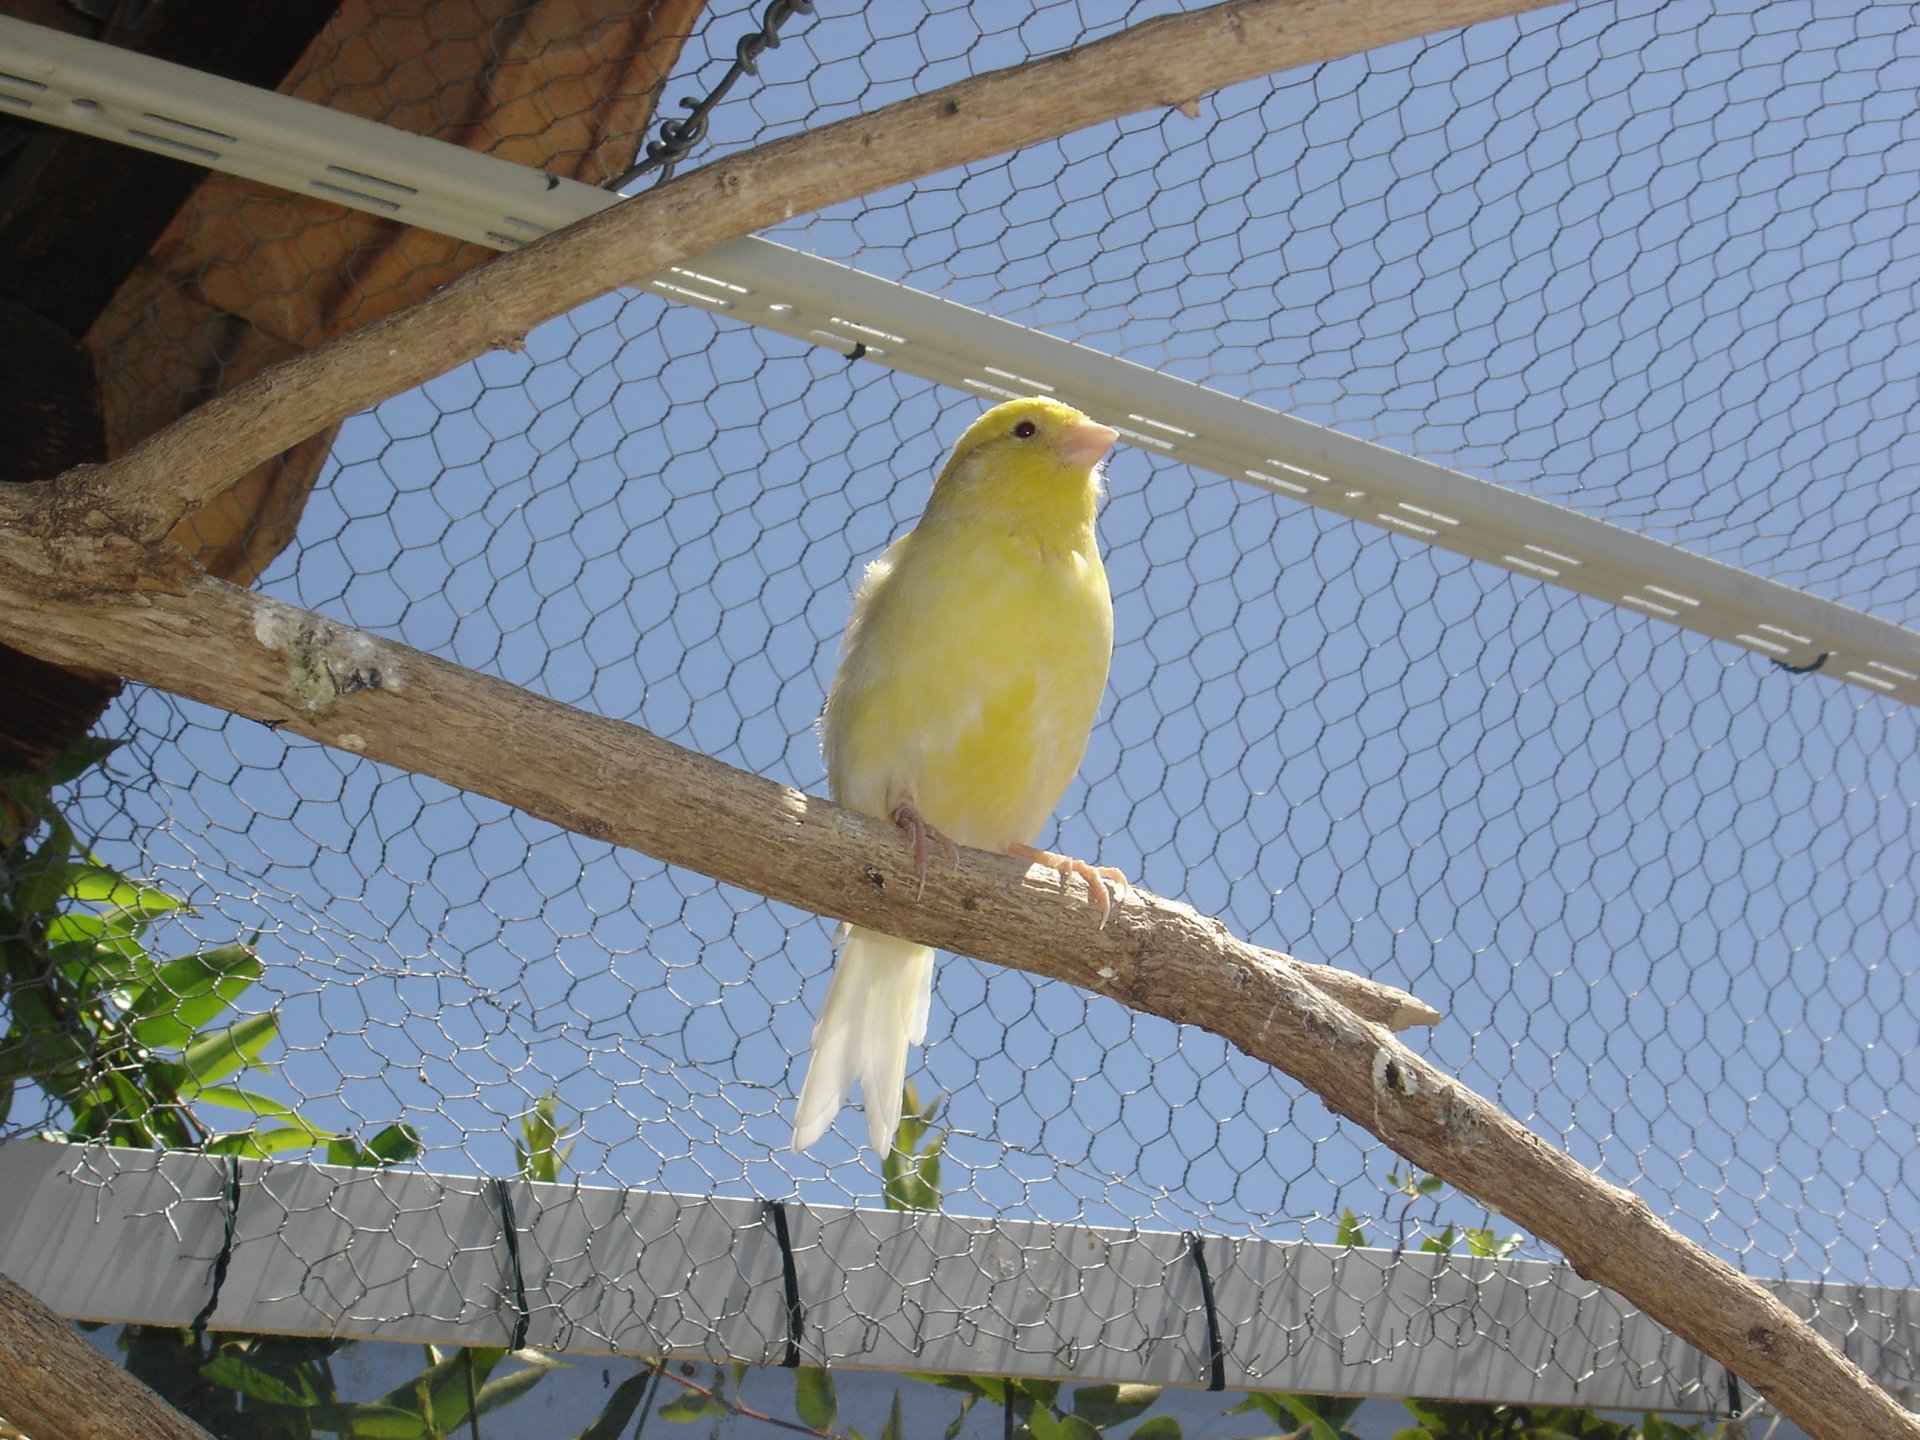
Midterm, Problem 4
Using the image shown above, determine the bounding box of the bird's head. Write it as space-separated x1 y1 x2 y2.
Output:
930 397 1121 528
948 396 1119 476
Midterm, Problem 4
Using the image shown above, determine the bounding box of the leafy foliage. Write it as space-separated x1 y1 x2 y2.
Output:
515 1089 575 1183
1 740 415 1160
795 1366 840 1430
4 741 651 1440
882 1080 945 1212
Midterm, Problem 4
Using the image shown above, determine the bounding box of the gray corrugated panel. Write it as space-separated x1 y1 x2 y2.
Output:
0 1139 1797 1410
8 16 1919 707
218 1162 504 1339
790 1209 1207 1382
1206 1235 1720 1408
0 1144 232 1325
511 1179 792 1362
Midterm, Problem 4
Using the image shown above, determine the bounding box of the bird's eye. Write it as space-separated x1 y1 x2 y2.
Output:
1013 419 1039 439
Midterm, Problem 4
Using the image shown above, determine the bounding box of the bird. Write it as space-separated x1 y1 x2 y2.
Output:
793 395 1127 1155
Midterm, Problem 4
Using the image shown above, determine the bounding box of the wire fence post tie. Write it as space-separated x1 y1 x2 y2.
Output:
190 1154 244 1341
765 1199 807 1368
1184 1231 1227 1391
493 1177 531 1352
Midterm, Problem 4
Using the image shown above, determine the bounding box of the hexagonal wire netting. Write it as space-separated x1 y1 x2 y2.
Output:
8 0 1919 1420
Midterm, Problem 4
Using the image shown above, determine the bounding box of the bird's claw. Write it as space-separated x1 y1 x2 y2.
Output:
1007 844 1130 928
891 795 956 898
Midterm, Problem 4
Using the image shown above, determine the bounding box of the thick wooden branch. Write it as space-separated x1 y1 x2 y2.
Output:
0 1271 217 1440
0 528 1914 1439
38 0 1563 547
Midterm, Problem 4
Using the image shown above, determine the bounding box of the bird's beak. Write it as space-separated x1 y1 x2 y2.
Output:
1055 418 1120 468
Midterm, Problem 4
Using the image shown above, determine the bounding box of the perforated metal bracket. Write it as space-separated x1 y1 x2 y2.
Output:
0 16 575 250
6 15 1918 707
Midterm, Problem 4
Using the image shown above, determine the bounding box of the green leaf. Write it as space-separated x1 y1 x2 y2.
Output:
190 1086 302 1119
45 913 107 946
1223 1393 1285 1421
206 1119 336 1158
1073 1383 1162 1429
1419 1225 1458 1254
15 814 77 916
1027 1405 1065 1440
884 1145 945 1211
65 864 185 917
1015 1379 1060 1409
124 945 262 1049
1396 1397 1447 1426
41 736 123 786
50 931 155 995
1464 1228 1526 1259
475 1360 552 1416
570 1369 659 1440
1128 1416 1182 1440
326 1138 358 1168
328 1122 425 1169
308 1402 429 1437
373 1122 425 1163
1274 1392 1362 1440
375 1346 499 1417
881 1392 905 1440
907 1373 995 1396
0 1006 93 1095
656 1388 724 1421
1638 1416 1699 1440
405 1346 508 1432
883 1082 947 1212
1057 1416 1102 1440
942 1393 979 1440
516 1091 574 1184
91 1069 157 1137
794 1366 839 1430
1336 1209 1368 1247
200 1352 319 1406
177 1010 281 1091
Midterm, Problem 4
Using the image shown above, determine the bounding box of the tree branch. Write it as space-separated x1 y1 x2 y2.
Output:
38 0 1562 547
0 1270 218 1440
0 527 1915 1439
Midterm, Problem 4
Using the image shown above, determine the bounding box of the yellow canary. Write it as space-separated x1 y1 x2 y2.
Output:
794 396 1126 1154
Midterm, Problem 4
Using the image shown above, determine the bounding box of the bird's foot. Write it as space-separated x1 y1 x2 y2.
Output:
1006 843 1130 928
891 794 957 898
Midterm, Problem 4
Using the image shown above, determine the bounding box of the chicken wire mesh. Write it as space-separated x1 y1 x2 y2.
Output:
5 0 1920 1414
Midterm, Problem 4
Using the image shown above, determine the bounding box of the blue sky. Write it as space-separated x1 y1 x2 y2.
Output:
39 0 1920 1327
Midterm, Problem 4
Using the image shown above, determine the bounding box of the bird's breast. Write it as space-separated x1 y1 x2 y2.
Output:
823 527 1112 849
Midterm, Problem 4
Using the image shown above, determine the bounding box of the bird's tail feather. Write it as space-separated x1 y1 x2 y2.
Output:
792 927 935 1154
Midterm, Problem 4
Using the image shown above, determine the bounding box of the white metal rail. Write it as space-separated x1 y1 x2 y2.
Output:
6 16 1920 706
